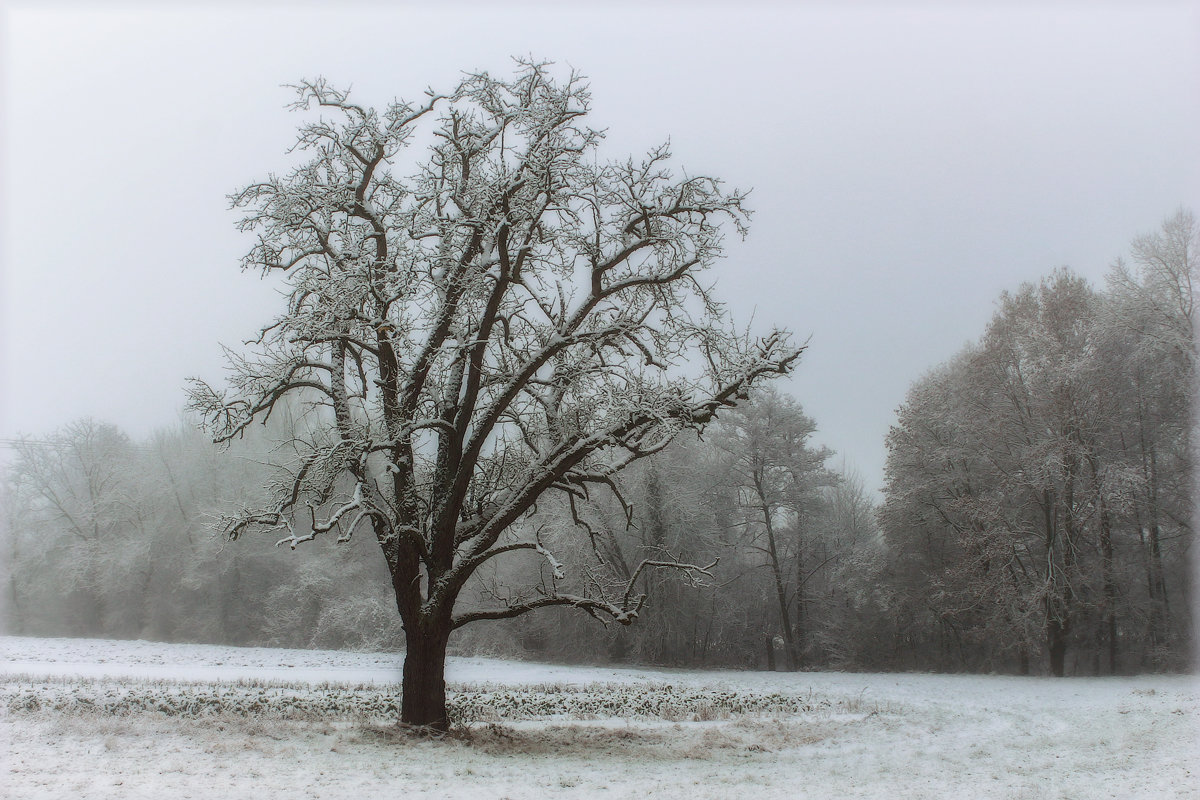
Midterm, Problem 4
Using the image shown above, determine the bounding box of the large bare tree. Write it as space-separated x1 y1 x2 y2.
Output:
187 61 799 731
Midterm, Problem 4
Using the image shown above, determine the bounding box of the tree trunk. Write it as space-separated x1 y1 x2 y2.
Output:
794 532 808 667
698 595 716 666
1042 490 1065 677
1147 519 1169 662
1047 613 1068 677
401 621 452 732
5 529 23 635
1098 495 1117 674
754 471 799 671
1140 425 1169 665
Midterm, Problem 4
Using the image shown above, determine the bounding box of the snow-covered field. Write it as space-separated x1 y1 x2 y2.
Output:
2 637 1197 799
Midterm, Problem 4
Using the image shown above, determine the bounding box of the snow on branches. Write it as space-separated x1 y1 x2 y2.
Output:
187 60 800 727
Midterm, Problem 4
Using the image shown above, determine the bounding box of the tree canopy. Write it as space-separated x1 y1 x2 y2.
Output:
186 60 799 730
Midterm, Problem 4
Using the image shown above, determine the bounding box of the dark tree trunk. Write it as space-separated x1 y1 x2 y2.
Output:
698 595 716 666
401 621 452 732
1098 495 1117 674
1041 485 1070 678
754 471 799 671
387 528 455 733
1139 426 1170 665
1047 616 1068 677
1147 518 1169 658
794 533 808 667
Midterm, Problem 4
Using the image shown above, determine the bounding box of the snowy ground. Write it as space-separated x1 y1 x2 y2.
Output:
2 636 1197 799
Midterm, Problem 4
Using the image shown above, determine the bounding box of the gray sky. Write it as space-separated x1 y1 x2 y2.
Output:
3 2 1198 493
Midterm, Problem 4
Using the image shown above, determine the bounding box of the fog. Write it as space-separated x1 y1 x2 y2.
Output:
3 3 1198 491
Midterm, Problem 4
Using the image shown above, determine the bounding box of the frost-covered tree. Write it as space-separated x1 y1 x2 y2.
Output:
882 211 1196 675
1102 209 1196 666
187 61 799 731
883 279 1096 675
713 388 834 670
5 420 142 635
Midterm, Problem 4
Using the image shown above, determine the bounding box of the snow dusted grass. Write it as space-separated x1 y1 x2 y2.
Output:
2 673 882 723
2 637 1198 799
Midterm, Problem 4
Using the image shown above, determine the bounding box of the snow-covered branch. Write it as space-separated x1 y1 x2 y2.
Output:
192 61 802 729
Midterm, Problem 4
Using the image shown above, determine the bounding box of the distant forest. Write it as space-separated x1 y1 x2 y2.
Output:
2 211 1193 675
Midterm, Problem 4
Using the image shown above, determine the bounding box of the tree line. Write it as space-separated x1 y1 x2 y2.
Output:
1 211 1192 676
0 390 881 672
881 209 1195 675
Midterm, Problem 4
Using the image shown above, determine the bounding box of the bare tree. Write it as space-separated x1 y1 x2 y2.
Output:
187 61 799 731
1104 209 1196 667
5 420 144 635
713 388 834 670
881 220 1196 675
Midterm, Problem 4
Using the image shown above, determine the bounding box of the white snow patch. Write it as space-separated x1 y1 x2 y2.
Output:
3 636 1198 799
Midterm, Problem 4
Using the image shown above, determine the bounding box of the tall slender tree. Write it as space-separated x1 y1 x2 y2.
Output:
714 388 834 670
1104 209 1196 665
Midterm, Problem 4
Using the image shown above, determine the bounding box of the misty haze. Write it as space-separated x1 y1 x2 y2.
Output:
2 5 1197 799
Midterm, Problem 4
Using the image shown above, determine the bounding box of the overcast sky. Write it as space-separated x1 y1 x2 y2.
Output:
2 2 1198 493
